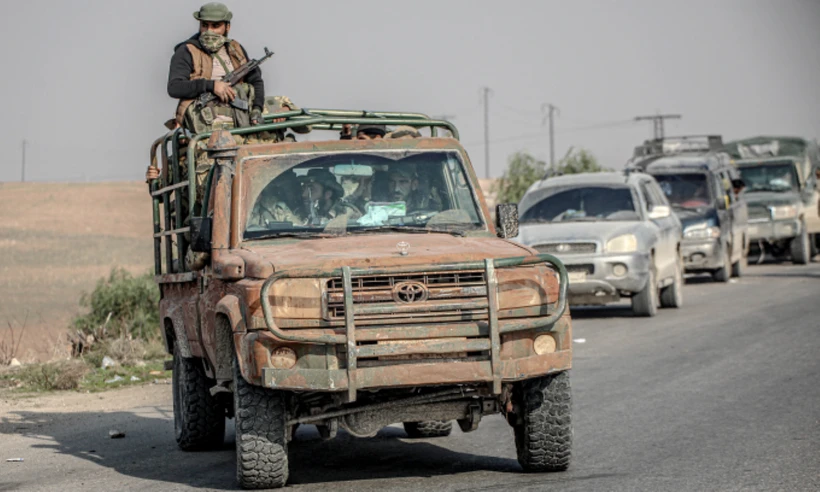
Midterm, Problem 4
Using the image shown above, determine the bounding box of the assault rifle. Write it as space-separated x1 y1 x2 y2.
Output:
195 47 274 111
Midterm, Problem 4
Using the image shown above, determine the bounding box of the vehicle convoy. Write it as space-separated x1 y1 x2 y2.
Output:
515 171 683 317
723 136 820 264
626 135 749 281
148 110 573 489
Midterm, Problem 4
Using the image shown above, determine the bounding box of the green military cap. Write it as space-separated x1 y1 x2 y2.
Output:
193 2 233 22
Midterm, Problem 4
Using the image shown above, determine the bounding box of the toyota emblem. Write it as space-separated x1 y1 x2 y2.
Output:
392 281 429 303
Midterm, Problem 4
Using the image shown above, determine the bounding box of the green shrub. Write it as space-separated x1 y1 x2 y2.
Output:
72 269 160 342
17 360 90 391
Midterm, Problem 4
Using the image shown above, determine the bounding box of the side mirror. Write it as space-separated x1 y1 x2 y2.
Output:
647 204 671 219
495 204 519 238
190 217 212 253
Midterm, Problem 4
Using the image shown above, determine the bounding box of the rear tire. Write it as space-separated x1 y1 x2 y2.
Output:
514 371 572 472
712 244 731 283
790 227 810 265
660 256 683 308
234 358 289 489
631 267 658 317
173 346 226 451
403 421 453 438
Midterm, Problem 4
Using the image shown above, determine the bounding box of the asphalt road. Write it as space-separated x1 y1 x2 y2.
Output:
2 262 819 492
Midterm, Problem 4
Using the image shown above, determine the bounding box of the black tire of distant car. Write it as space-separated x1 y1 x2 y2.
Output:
713 244 731 283
234 357 289 489
660 255 684 308
790 225 811 265
514 371 572 472
632 266 658 317
173 345 227 451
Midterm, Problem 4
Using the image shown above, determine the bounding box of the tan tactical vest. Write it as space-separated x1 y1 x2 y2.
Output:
174 40 248 125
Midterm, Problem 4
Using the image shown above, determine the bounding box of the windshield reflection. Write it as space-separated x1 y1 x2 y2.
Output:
521 187 639 223
738 163 798 192
654 173 713 210
243 151 483 239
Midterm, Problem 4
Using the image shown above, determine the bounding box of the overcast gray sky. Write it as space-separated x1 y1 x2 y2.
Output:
1 0 818 182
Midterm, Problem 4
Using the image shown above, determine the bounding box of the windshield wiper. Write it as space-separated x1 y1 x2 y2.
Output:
348 226 466 236
245 231 337 240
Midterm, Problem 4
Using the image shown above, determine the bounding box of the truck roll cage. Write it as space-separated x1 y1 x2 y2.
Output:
147 109 459 277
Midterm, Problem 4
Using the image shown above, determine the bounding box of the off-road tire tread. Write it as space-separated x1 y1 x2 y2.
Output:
515 371 572 472
234 361 288 489
403 421 453 438
173 349 225 451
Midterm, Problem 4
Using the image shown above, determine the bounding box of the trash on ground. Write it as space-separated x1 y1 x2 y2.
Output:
105 375 124 384
101 356 117 369
8 358 21 367
109 430 126 439
6 458 24 462
573 338 587 344
148 371 163 376
130 376 141 382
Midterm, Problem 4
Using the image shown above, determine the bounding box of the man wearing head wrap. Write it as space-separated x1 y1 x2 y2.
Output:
339 124 387 140
167 2 266 131
386 164 443 213
250 171 304 227
299 169 360 225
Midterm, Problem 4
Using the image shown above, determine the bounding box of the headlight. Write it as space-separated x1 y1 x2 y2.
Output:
497 265 553 310
684 224 721 239
606 234 638 253
269 278 324 319
771 205 798 220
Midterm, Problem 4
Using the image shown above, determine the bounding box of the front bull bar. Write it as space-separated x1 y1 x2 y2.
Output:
259 254 568 401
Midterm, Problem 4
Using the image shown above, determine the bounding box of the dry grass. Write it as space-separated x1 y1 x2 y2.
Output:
0 182 154 362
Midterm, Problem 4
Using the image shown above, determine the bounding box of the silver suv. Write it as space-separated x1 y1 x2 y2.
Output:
515 171 683 317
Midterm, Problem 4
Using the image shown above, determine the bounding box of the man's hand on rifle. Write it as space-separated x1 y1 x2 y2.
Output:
213 81 236 103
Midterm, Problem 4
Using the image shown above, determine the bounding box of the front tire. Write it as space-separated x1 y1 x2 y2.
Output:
790 227 810 265
631 267 658 317
173 346 226 451
403 421 453 438
713 244 731 283
660 256 683 308
234 359 289 489
514 371 572 472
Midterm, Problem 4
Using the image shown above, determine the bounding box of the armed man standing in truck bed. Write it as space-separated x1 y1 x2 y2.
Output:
146 2 266 183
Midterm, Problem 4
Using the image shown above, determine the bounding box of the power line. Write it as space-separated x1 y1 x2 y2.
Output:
463 119 637 147
634 112 682 139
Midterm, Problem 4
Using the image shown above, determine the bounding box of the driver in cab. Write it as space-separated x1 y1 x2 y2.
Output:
386 164 443 213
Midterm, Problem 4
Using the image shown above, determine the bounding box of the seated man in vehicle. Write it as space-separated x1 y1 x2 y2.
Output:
339 124 387 140
298 168 358 226
386 164 443 213
249 170 304 227
680 181 710 208
336 164 374 212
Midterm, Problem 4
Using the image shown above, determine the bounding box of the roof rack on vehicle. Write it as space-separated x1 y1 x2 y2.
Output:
147 109 461 276
633 135 724 158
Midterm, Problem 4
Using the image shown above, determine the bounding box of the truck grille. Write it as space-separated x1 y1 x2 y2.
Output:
325 271 487 320
748 205 771 222
534 242 597 255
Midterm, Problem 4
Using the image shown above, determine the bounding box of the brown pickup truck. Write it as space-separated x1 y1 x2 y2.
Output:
148 110 572 489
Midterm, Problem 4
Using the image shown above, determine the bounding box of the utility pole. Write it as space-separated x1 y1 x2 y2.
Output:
481 87 493 179
634 112 681 140
542 103 559 172
21 139 26 182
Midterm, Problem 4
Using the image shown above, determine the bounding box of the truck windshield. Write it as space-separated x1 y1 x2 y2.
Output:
521 186 638 223
653 173 713 209
737 162 798 192
242 150 484 239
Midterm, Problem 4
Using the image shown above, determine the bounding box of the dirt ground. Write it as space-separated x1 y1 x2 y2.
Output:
0 182 154 362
